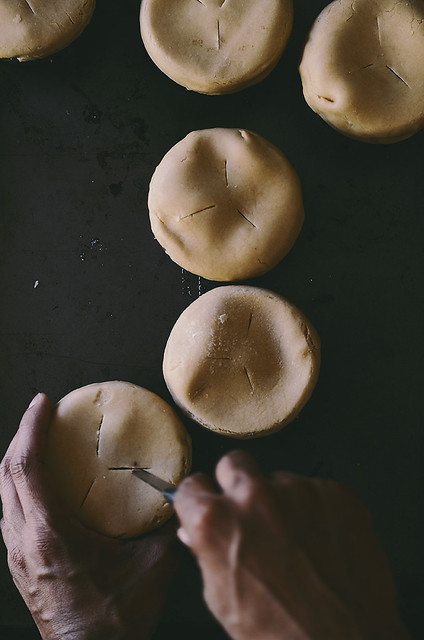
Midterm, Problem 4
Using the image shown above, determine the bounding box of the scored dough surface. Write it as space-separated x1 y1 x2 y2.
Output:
0 0 95 61
299 0 424 143
163 286 320 438
148 128 304 282
45 381 191 538
140 0 293 94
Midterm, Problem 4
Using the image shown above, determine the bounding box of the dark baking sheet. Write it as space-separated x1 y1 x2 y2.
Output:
0 1 423 637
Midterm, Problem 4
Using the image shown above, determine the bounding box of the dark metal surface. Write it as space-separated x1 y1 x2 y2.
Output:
0 1 423 637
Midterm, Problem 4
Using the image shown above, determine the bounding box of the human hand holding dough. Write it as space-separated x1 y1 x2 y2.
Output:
299 0 424 143
0 393 182 639
148 128 304 282
140 0 293 94
0 0 95 61
163 286 320 438
44 381 191 538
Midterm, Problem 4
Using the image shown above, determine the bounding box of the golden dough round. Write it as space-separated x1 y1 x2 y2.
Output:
0 0 95 62
163 286 320 439
299 0 424 143
148 128 304 282
45 381 191 538
140 0 293 94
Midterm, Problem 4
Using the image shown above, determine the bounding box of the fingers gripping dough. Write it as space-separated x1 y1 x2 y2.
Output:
45 382 191 538
0 0 95 61
148 129 304 282
299 0 424 143
163 286 320 439
140 0 293 94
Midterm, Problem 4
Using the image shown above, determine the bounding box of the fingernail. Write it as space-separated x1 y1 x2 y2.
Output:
177 527 191 546
28 393 42 408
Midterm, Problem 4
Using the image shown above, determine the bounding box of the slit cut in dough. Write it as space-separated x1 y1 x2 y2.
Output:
163 286 320 439
0 0 95 61
45 381 191 538
140 0 293 94
148 128 304 282
299 0 424 143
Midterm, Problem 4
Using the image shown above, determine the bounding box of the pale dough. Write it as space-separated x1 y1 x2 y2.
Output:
0 0 95 61
299 0 424 143
140 0 293 94
148 128 304 282
163 286 320 439
45 381 191 538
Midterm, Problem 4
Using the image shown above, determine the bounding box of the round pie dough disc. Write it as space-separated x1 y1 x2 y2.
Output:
140 0 293 94
299 0 424 143
45 381 192 538
148 128 304 282
0 0 95 62
163 286 320 439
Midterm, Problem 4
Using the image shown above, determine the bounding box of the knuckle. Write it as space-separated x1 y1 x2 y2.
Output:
0 457 11 487
30 521 57 556
33 532 51 554
9 456 31 482
8 545 26 573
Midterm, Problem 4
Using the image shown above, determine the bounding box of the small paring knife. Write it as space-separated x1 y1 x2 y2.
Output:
132 468 177 505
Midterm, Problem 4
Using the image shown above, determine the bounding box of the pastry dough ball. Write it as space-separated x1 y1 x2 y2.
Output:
45 381 191 538
163 286 320 438
299 0 424 143
140 0 293 94
0 0 95 62
148 128 304 282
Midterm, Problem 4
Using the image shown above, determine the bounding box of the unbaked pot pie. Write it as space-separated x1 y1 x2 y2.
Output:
163 286 320 439
0 0 95 61
299 0 424 143
148 128 304 282
45 381 191 538
140 0 293 94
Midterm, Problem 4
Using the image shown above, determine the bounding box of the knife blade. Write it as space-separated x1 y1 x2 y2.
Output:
132 468 177 505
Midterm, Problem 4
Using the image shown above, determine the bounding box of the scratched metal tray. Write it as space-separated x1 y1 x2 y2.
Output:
0 2 423 637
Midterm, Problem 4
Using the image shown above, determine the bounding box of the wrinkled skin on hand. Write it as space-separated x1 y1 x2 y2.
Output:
174 450 411 640
0 394 179 640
